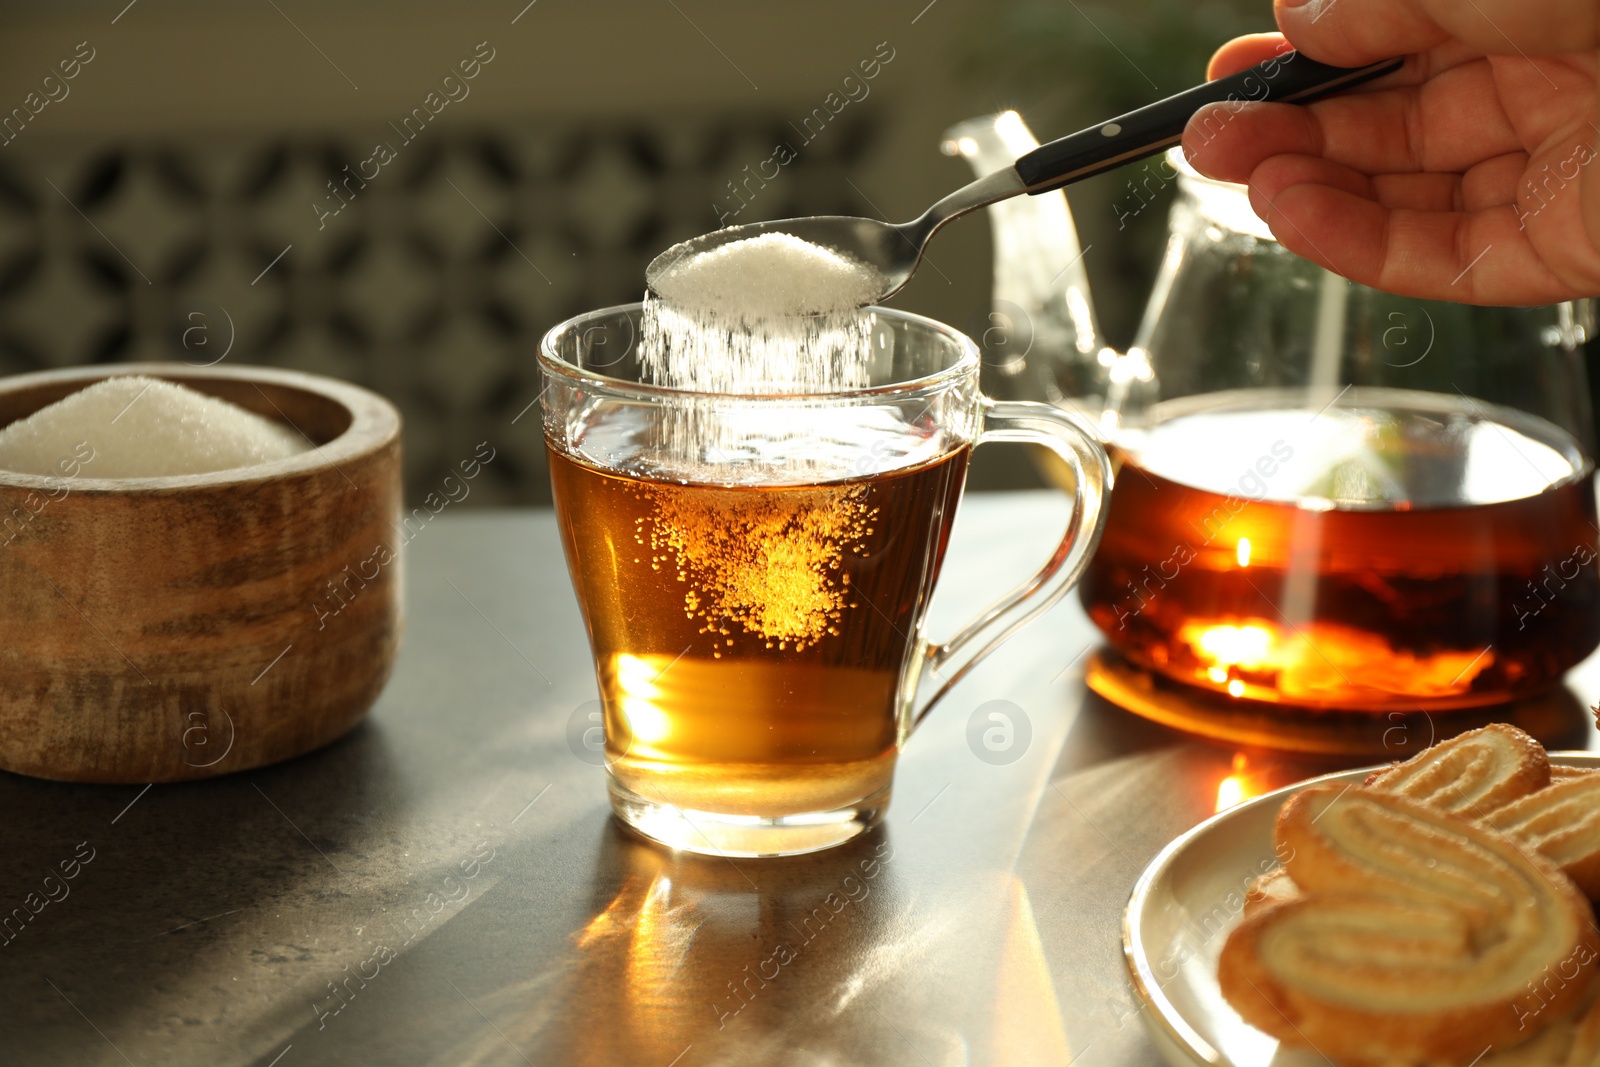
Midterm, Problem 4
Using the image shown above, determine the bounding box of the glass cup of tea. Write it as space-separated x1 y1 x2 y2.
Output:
1079 149 1599 730
540 304 1109 857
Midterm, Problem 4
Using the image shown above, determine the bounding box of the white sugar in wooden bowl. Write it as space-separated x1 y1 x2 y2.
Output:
0 375 312 476
0 363 402 783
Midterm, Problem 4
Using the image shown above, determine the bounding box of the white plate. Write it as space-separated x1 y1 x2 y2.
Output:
1121 752 1600 1067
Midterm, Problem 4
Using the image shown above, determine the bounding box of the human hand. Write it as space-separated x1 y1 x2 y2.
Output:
1180 0 1600 304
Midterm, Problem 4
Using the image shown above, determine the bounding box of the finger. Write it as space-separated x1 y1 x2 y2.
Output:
1276 0 1597 68
1207 34 1292 80
1371 172 1464 211
1316 61 1520 172
1183 64 1522 183
1251 154 1469 211
1460 152 1527 211
1184 101 1319 185
1274 0 1447 67
1209 30 1474 89
1246 154 1376 212
1253 180 1566 304
1509 134 1600 287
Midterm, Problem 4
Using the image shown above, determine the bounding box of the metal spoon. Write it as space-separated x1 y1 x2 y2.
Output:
646 50 1403 303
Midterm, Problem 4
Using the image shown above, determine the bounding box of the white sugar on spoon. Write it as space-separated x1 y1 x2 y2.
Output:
636 231 884 480
650 231 884 318
642 232 882 399
0 375 311 478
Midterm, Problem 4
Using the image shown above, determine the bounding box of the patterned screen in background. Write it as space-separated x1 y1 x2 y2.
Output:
0 115 876 505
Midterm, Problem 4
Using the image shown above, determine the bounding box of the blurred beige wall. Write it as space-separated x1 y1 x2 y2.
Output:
0 0 996 322
0 0 1057 498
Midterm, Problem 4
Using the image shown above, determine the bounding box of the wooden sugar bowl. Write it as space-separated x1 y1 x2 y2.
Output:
0 363 403 782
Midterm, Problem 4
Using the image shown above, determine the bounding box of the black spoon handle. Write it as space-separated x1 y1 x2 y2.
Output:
1013 50 1404 194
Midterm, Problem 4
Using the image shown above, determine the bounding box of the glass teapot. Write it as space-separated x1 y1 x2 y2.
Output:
947 111 1600 719
941 112 1114 438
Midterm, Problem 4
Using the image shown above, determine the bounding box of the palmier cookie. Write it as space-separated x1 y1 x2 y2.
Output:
1242 867 1298 919
1219 786 1598 1065
1489 773 1600 900
1468 993 1600 1067
1365 723 1549 816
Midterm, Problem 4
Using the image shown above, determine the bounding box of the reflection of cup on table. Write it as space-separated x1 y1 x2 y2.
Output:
540 304 1109 857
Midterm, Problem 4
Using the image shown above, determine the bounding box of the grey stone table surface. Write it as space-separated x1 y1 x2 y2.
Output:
7 492 1600 1067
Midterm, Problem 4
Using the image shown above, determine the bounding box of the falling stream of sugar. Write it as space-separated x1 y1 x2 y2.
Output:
636 232 887 485
623 232 889 646
641 232 884 395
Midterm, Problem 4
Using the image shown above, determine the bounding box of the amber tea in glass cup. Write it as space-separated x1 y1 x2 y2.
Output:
541 304 1109 857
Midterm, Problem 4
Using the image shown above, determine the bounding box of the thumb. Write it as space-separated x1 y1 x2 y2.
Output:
1207 33 1293 80
1277 0 1594 65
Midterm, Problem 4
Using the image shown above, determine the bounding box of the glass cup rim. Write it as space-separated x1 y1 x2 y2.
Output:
537 301 981 401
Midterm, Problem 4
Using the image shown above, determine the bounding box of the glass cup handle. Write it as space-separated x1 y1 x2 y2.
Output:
909 396 1112 731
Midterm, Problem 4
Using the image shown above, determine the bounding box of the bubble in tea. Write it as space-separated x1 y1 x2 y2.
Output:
634 479 876 653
